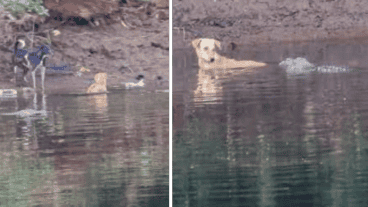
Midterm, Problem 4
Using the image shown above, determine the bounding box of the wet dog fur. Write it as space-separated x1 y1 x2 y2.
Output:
87 72 107 93
191 38 267 70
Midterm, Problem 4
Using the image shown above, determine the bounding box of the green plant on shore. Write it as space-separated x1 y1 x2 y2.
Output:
0 0 49 17
41 38 51 45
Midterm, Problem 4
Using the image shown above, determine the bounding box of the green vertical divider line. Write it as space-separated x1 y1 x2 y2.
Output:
169 0 173 207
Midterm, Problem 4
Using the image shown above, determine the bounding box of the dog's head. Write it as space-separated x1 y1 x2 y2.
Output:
94 73 107 85
191 38 221 63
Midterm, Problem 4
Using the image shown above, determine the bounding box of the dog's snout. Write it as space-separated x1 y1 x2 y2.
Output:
210 58 215 63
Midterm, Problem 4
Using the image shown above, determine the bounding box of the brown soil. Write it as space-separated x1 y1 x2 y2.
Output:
0 1 169 94
173 0 368 48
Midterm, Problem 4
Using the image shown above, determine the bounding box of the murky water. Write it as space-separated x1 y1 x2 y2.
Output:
173 39 368 207
0 89 169 206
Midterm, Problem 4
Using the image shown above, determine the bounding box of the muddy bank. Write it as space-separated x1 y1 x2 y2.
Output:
173 0 368 48
0 1 169 94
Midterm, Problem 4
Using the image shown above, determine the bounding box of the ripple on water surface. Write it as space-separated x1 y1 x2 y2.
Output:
173 40 368 207
0 90 169 206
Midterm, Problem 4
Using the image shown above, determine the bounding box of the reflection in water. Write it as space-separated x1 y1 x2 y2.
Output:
1 91 47 138
88 93 108 113
194 67 267 105
0 90 169 206
174 40 368 207
194 68 223 104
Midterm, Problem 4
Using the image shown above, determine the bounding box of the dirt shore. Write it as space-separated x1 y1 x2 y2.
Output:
0 2 169 94
173 0 368 48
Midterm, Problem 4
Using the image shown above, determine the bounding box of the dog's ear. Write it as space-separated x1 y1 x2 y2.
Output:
229 42 237 51
214 40 221 50
191 39 202 49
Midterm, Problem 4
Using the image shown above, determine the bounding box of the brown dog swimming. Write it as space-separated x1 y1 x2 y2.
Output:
191 38 267 70
87 73 107 94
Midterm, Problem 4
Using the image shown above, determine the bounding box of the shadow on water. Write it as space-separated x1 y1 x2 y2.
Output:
173 39 368 207
0 89 169 206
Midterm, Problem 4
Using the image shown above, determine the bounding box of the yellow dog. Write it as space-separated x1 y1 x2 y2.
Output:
191 38 267 70
87 73 107 93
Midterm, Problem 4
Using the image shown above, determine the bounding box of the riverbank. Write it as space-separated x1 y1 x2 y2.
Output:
173 0 368 48
0 1 169 94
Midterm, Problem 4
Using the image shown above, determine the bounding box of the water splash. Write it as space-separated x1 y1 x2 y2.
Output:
279 57 349 75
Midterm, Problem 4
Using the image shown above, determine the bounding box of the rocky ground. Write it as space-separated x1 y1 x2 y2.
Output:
173 0 368 48
0 0 169 94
